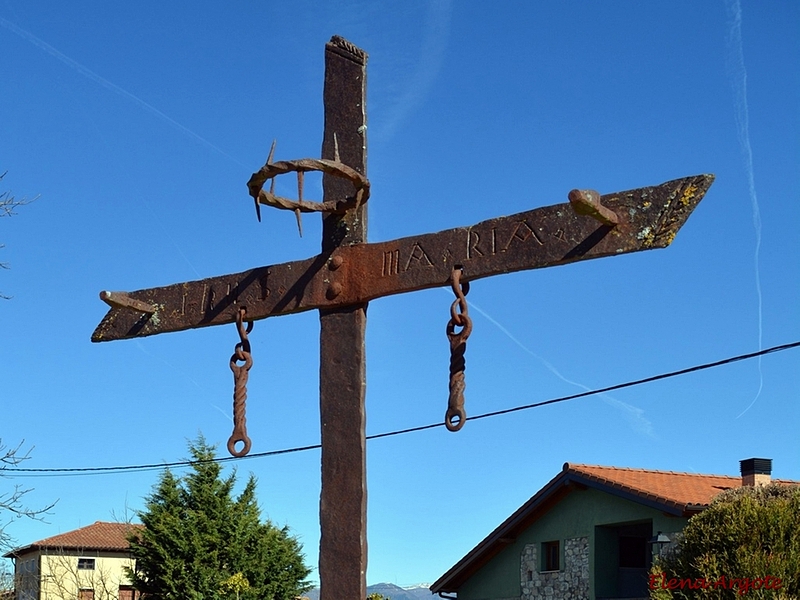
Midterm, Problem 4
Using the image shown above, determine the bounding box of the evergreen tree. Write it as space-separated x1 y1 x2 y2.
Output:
128 437 311 600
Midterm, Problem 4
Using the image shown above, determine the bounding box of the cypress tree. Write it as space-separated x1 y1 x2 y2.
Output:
127 437 311 600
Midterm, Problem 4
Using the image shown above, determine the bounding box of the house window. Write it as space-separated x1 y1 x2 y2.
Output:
77 558 96 570
78 589 95 600
542 540 560 571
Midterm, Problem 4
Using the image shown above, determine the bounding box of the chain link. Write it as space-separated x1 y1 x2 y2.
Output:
445 267 472 432
228 307 253 457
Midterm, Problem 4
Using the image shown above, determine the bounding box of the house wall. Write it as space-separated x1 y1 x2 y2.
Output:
13 551 41 600
520 536 589 600
15 550 135 600
455 487 689 600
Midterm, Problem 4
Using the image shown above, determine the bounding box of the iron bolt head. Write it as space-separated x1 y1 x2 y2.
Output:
326 282 343 299
329 255 344 270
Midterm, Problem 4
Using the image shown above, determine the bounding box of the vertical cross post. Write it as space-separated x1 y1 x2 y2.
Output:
318 36 368 600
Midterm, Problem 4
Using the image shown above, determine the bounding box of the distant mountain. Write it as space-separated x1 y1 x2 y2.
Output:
304 582 435 600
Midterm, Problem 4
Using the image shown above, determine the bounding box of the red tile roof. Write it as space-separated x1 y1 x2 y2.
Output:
5 521 143 557
565 462 797 512
570 463 741 510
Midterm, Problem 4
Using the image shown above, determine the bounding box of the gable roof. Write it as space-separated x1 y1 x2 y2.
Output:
431 462 798 594
4 521 143 558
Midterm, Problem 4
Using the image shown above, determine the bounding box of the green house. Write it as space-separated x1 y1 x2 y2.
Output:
430 459 780 600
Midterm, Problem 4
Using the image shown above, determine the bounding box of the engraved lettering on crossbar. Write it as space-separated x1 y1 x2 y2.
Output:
467 229 484 259
404 243 433 271
206 285 216 312
183 290 199 318
502 220 544 252
382 249 400 276
467 227 500 259
260 273 271 300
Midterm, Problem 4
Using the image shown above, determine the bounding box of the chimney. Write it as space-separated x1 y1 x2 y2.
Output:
740 458 772 486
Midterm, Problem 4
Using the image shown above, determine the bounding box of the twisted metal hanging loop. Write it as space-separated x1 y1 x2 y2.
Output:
445 268 472 432
228 307 253 457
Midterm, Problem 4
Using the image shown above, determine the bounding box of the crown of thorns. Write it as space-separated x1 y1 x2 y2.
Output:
246 139 370 235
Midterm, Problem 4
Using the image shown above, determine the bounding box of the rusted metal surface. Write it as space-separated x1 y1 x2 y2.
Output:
92 173 714 343
317 35 368 600
99 290 156 314
445 268 471 432
568 188 619 226
227 307 253 457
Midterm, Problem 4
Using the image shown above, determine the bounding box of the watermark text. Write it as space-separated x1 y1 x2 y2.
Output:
649 573 783 595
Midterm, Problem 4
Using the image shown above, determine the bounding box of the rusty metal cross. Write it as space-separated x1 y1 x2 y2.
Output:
92 37 713 600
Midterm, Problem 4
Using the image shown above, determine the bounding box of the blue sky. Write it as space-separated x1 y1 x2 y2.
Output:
1 0 798 589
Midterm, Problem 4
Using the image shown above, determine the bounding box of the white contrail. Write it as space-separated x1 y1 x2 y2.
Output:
467 299 655 437
139 192 203 278
0 17 247 167
134 341 205 392
2 16 229 277
724 0 764 417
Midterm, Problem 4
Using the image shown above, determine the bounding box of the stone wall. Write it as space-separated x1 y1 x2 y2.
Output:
520 537 589 600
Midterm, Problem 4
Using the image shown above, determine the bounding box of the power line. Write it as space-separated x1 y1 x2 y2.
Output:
5 340 798 478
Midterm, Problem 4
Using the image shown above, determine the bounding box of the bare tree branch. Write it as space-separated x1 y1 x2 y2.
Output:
1 171 38 299
0 561 13 595
1 439 58 552
0 172 37 218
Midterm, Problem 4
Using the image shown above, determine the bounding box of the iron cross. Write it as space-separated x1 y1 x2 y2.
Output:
92 37 713 600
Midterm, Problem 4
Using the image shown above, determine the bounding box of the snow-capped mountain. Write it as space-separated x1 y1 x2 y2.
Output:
304 582 434 600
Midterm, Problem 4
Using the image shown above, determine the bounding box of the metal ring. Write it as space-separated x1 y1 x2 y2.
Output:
230 353 253 373
445 407 466 432
227 434 252 458
446 315 473 345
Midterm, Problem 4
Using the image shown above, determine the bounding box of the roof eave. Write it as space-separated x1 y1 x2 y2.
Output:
4 543 133 559
431 469 576 593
